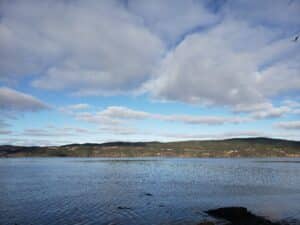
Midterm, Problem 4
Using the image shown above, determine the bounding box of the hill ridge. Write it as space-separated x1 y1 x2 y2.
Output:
1 137 299 158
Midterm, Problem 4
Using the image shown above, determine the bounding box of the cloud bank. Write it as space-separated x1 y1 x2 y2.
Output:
1 0 299 108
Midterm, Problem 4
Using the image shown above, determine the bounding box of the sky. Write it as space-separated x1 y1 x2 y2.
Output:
0 0 300 146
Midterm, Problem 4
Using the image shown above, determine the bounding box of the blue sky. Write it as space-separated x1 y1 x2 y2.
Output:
0 0 300 146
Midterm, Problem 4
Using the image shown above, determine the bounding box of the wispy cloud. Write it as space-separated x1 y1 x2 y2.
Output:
0 87 49 112
59 103 90 114
0 119 11 135
275 121 300 130
20 126 95 137
234 103 291 119
74 106 251 126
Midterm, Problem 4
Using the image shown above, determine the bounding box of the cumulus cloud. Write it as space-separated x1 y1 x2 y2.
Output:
1 0 164 94
1 0 299 108
144 18 300 107
255 59 300 97
0 87 49 112
275 121 300 130
127 0 218 43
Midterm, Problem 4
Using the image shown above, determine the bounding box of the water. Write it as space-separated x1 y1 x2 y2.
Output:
0 158 300 225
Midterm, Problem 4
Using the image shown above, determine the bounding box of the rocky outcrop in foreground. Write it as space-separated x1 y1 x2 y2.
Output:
199 206 299 225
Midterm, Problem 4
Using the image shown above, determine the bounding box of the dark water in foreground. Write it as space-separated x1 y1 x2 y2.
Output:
0 158 300 225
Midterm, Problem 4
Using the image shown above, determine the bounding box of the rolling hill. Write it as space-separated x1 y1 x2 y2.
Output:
1 137 300 158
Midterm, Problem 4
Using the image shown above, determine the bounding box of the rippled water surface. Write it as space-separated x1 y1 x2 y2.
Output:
1 158 300 225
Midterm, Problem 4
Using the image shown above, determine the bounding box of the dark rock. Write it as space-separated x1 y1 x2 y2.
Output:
206 207 280 225
117 206 131 210
197 221 215 225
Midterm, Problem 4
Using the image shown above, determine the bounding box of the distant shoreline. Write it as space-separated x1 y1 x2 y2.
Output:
1 137 300 158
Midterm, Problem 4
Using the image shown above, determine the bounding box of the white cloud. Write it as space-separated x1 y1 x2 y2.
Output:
75 111 121 126
283 100 300 108
1 0 299 108
145 21 264 106
250 106 290 119
291 109 300 115
256 58 300 97
0 130 11 135
234 103 291 119
0 119 9 128
225 0 300 27
0 137 72 146
0 87 48 137
20 126 96 137
59 103 90 114
1 0 164 94
0 119 11 135
65 104 90 110
234 103 273 113
0 87 49 112
127 0 218 43
144 18 300 107
99 106 150 120
99 125 139 136
75 106 250 126
156 114 251 125
0 138 53 146
22 128 62 137
275 121 300 130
